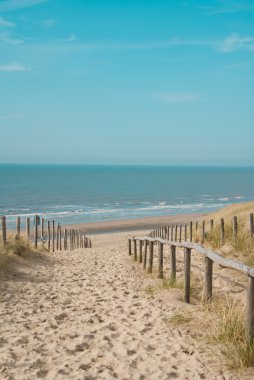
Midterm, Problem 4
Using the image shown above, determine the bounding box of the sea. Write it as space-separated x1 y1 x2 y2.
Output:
0 164 253 229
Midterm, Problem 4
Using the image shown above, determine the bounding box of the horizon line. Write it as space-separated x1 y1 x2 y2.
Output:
0 163 254 168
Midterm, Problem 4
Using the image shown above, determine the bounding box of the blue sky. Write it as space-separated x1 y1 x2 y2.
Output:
0 0 253 165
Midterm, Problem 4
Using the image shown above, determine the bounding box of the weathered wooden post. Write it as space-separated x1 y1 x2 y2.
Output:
170 245 176 282
41 217 44 240
233 216 238 242
247 276 254 340
184 224 187 241
171 226 173 241
195 221 198 231
220 218 225 245
158 242 163 279
63 229 66 250
16 217 20 240
143 240 148 269
59 226 62 250
174 225 178 241
189 221 193 242
69 229 72 250
204 256 213 301
210 219 214 232
250 213 254 239
179 225 182 243
134 239 137 261
47 221 51 251
34 215 38 249
1 216 7 246
41 217 45 248
128 238 132 255
201 220 205 244
139 240 143 263
148 241 154 273
52 221 55 252
26 217 30 244
184 247 191 303
56 223 60 250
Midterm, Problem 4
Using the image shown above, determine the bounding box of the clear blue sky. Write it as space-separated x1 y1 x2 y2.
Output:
0 0 253 165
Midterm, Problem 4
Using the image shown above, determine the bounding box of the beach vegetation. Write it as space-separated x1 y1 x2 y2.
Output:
206 296 254 370
166 312 192 326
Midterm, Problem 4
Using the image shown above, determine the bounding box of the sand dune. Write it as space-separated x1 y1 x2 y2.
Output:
0 230 252 379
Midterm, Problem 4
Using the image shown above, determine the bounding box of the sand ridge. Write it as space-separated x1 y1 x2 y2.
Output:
0 231 242 380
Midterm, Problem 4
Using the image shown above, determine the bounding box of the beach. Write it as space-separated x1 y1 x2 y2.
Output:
1 221 254 379
64 213 203 234
0 230 214 379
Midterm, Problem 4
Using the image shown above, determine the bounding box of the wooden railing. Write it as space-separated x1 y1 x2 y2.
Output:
0 215 92 251
149 214 254 245
128 233 254 339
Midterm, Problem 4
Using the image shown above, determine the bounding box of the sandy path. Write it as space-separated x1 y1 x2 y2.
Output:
0 232 234 380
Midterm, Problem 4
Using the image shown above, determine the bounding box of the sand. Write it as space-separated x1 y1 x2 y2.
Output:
65 213 203 234
0 229 253 380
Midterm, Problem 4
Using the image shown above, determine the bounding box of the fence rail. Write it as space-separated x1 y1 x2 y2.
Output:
128 226 254 339
0 215 92 251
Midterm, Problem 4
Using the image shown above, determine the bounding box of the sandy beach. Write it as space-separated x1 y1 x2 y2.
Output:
65 213 203 234
1 222 254 380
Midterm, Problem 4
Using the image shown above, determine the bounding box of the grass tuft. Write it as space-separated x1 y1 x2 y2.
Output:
210 297 254 370
166 312 192 326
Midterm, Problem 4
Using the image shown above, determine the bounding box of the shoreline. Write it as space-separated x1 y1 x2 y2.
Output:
64 213 204 234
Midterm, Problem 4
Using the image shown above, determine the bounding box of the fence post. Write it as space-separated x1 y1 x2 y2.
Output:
52 221 55 252
56 223 60 250
143 240 148 269
170 245 176 282
184 224 187 241
179 225 182 242
210 219 214 232
139 240 143 263
41 218 45 248
250 213 254 239
59 226 62 250
195 221 198 231
189 221 193 242
158 242 163 279
220 218 225 245
134 239 137 261
204 257 213 301
174 225 178 241
1 216 7 246
26 217 30 244
247 276 254 340
34 215 38 249
201 220 205 244
16 217 20 240
128 238 132 255
233 216 238 242
64 229 67 250
148 241 154 273
48 221 51 251
184 247 191 303
41 217 44 239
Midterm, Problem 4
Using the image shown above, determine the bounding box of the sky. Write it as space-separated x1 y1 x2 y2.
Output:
0 0 253 166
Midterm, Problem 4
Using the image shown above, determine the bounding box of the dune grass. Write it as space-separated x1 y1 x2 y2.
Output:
192 201 254 265
0 234 46 269
205 296 254 370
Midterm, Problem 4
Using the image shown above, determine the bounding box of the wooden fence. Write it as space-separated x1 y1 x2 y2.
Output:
149 214 254 245
128 214 254 339
0 215 92 252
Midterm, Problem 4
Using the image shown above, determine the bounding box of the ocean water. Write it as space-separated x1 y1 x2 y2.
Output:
0 165 253 228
